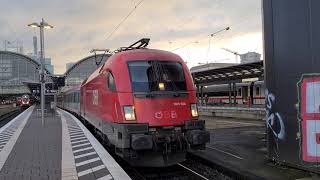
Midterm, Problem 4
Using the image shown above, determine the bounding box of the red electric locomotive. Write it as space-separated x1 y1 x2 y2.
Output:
61 39 210 167
20 94 32 109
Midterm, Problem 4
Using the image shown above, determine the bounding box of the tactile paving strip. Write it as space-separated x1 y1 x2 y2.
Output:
0 112 26 152
65 116 114 180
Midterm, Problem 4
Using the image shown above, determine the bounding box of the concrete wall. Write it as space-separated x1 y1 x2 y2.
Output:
199 106 265 120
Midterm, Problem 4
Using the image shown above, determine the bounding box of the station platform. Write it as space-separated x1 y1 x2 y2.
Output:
191 119 313 180
0 105 131 180
199 105 266 121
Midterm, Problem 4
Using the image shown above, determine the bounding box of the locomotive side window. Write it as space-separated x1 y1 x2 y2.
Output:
128 61 187 92
107 72 116 91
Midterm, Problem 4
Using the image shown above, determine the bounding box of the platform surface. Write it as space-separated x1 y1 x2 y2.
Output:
0 105 130 180
191 117 313 180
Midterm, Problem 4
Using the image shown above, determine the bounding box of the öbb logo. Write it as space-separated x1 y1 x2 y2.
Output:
155 111 177 119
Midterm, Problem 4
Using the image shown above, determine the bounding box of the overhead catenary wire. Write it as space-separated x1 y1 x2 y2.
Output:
169 6 261 53
171 26 230 52
106 0 145 41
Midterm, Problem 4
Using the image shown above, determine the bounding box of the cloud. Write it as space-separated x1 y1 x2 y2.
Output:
0 0 262 74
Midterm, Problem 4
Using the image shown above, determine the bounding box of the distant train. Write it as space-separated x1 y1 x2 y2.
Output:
19 94 32 109
57 39 210 167
201 81 265 105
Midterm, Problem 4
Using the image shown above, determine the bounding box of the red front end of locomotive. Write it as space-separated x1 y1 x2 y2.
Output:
81 49 210 166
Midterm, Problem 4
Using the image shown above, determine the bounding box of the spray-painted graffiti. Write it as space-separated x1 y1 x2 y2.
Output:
266 89 286 141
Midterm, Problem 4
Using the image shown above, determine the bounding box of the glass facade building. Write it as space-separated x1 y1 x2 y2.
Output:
0 51 51 95
64 54 110 87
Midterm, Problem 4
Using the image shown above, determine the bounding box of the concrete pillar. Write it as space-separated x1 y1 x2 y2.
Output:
200 86 204 106
228 82 232 105
233 82 237 105
263 0 320 172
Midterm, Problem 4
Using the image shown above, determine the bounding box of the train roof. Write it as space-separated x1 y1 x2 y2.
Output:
82 48 184 86
61 85 81 94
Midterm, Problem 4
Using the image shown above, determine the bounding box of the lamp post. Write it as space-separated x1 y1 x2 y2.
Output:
28 18 53 126
206 26 230 63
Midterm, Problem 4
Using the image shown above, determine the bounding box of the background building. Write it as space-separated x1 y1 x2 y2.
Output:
2 40 24 54
66 62 75 71
64 54 110 88
0 51 51 95
27 36 54 74
190 62 237 73
240 52 261 64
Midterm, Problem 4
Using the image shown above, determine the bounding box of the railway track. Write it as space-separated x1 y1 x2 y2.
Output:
122 153 232 180
70 111 231 180
0 109 21 128
84 124 231 179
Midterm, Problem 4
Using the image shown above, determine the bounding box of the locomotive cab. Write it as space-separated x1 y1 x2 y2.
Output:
79 41 210 167
100 50 210 166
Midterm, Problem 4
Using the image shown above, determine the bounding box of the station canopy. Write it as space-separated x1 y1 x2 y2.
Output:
0 51 52 95
63 54 110 88
191 61 264 86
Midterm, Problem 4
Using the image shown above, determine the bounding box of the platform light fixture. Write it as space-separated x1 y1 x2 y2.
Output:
27 18 53 126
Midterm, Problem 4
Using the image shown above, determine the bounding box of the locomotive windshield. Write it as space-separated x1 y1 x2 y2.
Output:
128 61 187 92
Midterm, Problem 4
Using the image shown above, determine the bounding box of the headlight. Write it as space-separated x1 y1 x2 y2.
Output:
190 103 198 118
123 106 136 121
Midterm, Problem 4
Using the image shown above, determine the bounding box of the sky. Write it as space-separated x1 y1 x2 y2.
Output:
0 0 262 74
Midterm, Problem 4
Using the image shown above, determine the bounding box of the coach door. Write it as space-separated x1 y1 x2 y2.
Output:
242 86 249 104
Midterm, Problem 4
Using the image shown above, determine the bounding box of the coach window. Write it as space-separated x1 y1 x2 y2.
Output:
238 88 242 96
256 87 260 96
107 72 116 91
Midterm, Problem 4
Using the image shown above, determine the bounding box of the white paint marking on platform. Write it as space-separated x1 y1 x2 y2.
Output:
206 146 243 160
72 142 91 148
73 146 93 153
4 128 15 131
0 133 13 137
0 139 9 144
2 132 14 135
97 174 113 180
70 134 85 139
0 105 35 171
68 126 80 129
69 129 82 133
0 133 11 136
69 132 84 137
75 157 100 167
74 151 97 159
57 109 79 180
71 139 89 145
0 137 10 141
69 132 83 136
78 164 105 177
69 130 84 134
71 137 87 142
61 109 131 180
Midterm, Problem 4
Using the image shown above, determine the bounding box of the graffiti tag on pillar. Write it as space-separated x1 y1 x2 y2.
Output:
266 89 285 140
